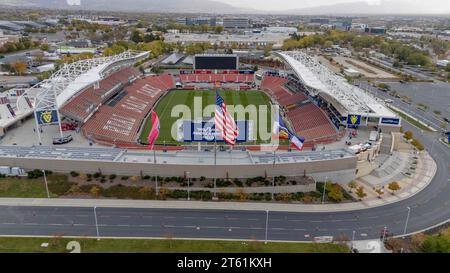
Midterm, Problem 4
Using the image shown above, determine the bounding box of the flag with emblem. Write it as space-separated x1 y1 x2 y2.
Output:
147 111 160 150
215 91 239 145
272 114 305 151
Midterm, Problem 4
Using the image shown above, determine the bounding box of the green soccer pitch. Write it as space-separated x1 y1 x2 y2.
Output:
139 90 274 145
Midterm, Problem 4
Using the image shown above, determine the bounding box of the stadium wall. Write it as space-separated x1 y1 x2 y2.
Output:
0 156 357 184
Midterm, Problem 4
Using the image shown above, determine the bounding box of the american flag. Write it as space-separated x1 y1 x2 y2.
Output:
215 91 239 145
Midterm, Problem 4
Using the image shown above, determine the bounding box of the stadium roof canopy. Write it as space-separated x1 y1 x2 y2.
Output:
278 51 397 119
161 53 185 65
24 51 149 113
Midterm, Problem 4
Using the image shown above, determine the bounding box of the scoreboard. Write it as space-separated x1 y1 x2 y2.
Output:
194 54 239 70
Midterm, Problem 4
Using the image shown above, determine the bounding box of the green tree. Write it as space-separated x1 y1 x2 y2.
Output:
130 30 143 43
40 43 50 51
421 235 450 253
214 26 224 34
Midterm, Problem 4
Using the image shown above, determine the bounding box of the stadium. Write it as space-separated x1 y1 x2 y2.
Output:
0 50 401 185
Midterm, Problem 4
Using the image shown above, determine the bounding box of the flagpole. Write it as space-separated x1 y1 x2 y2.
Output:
214 138 217 197
273 148 276 168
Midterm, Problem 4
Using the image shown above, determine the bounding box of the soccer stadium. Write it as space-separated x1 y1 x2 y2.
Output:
0 50 401 183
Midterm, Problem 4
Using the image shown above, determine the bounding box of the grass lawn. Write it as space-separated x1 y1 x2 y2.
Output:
387 106 432 132
0 177 56 198
139 90 273 145
0 237 349 253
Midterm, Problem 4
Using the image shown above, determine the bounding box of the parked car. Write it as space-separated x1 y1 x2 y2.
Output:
52 135 73 145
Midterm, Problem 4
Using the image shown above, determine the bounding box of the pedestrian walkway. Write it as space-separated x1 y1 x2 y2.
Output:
0 149 435 213
354 150 435 208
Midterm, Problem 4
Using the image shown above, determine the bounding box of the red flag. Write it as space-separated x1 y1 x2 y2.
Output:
147 111 160 150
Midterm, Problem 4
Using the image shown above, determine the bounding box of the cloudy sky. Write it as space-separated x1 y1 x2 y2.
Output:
216 0 450 12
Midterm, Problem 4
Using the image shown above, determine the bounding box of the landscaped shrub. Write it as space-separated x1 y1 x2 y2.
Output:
27 169 44 179
70 171 79 177
233 179 243 187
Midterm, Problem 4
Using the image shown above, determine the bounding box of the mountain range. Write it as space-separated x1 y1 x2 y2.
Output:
1 0 449 15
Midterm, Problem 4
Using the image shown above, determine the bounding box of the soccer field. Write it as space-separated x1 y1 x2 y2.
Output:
139 90 273 145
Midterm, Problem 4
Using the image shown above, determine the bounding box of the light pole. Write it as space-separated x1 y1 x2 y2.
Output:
42 169 50 198
351 230 356 250
381 226 387 242
94 206 100 241
187 171 190 201
321 177 328 204
403 207 411 237
155 175 159 196
265 210 269 244
271 176 275 200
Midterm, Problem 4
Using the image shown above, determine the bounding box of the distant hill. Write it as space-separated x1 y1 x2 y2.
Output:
2 0 448 15
1 0 256 14
278 1 449 15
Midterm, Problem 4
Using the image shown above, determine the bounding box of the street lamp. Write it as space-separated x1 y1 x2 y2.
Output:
94 206 100 241
265 210 269 244
186 171 190 201
351 230 356 250
381 226 387 242
42 169 50 198
271 176 275 200
403 207 411 237
321 177 328 204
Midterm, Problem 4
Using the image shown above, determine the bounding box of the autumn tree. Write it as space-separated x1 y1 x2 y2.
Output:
328 184 344 203
347 181 357 193
10 61 27 75
388 182 401 195
356 186 367 200
90 186 100 197
374 188 384 199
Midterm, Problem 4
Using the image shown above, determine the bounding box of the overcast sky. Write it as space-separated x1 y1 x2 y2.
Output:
216 0 450 12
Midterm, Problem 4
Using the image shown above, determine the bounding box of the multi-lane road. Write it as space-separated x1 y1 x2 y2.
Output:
0 93 449 242
0 120 448 242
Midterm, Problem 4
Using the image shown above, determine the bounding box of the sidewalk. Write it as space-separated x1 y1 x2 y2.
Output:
0 150 435 213
350 150 435 208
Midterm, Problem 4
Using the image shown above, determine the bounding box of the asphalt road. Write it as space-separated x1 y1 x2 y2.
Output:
356 80 448 130
0 122 448 242
0 95 449 242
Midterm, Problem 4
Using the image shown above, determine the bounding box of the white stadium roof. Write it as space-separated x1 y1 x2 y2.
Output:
26 51 149 113
278 51 397 119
